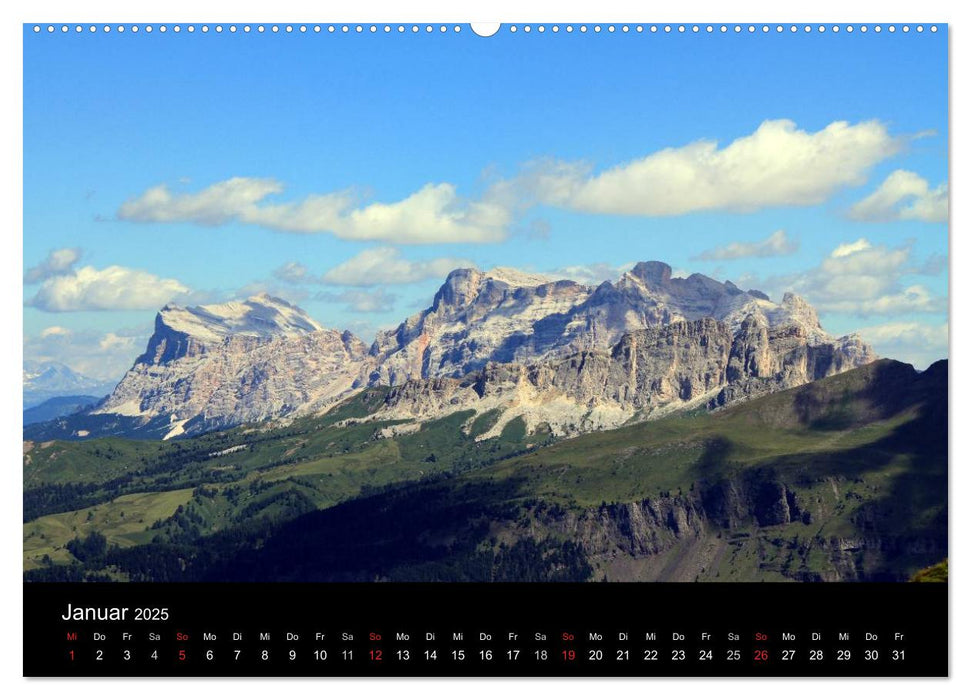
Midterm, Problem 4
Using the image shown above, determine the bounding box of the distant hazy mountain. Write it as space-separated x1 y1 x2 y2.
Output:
25 263 876 441
22 361 116 409
23 395 101 426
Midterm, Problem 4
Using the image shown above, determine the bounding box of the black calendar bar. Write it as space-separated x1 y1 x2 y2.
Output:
24 582 947 677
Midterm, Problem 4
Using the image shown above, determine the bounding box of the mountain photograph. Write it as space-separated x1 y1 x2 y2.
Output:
23 25 947 584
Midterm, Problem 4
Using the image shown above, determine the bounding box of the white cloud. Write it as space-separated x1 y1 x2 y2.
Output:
273 261 312 284
858 321 949 346
849 170 948 223
24 325 151 381
98 332 138 351
856 322 948 369
818 239 910 277
28 265 191 312
830 238 872 258
532 119 900 216
117 177 284 225
113 120 908 245
39 326 71 338
24 247 82 283
818 286 941 315
693 230 798 261
316 288 397 313
321 247 475 287
118 178 512 244
751 239 945 317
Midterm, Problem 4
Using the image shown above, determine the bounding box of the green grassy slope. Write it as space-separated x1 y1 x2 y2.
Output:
447 359 947 581
23 359 947 582
23 388 539 572
911 559 948 582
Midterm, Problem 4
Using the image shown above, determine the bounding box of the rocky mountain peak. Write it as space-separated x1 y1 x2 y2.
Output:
432 268 486 310
781 291 821 330
99 294 368 434
368 260 874 386
484 267 554 288
134 295 329 369
158 294 324 344
627 261 673 286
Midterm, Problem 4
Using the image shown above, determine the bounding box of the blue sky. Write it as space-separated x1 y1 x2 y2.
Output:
23 24 948 378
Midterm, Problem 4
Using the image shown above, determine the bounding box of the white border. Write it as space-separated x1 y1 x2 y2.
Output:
4 1 966 698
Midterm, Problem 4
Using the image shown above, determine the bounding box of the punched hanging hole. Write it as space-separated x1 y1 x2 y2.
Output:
470 23 501 37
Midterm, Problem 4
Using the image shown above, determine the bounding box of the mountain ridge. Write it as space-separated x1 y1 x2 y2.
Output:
365 315 874 439
23 361 117 409
26 261 877 441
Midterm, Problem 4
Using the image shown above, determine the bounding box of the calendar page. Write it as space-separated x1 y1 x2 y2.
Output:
22 20 948 677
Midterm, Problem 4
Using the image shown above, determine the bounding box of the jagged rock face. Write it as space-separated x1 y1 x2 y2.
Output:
90 263 876 439
368 268 592 385
97 294 369 438
371 316 876 437
717 316 875 406
369 262 858 384
528 475 945 581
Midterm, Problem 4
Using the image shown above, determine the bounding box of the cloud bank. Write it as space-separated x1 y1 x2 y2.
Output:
750 238 945 317
849 170 948 223
118 178 512 244
28 265 191 312
24 325 150 381
532 119 900 216
272 261 312 284
856 321 948 370
24 248 83 283
321 248 475 287
693 230 798 261
115 119 904 245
